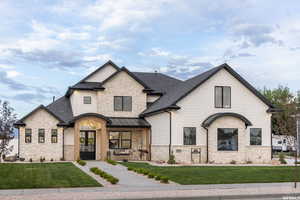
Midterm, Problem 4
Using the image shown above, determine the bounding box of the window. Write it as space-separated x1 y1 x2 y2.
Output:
83 96 92 104
183 127 196 145
109 132 131 149
114 96 132 111
250 128 262 145
25 129 32 143
38 129 45 143
215 86 231 108
218 128 238 151
51 129 58 143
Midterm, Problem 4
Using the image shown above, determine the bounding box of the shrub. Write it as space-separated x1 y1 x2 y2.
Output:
155 175 162 181
19 157 25 162
40 157 45 163
90 167 119 184
148 173 155 179
90 167 98 173
246 160 252 164
50 158 54 162
160 176 169 184
106 159 117 165
60 157 65 161
167 154 176 164
230 160 236 164
279 153 287 164
29 158 33 162
109 177 119 184
142 169 150 176
77 160 87 166
127 167 134 171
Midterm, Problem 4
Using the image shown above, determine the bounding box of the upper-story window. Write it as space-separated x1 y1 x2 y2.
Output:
83 96 92 104
215 86 231 108
114 96 132 111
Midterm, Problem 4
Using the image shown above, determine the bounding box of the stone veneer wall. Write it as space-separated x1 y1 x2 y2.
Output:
19 109 63 161
64 145 74 161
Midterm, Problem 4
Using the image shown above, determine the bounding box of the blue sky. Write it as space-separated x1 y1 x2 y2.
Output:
0 0 300 117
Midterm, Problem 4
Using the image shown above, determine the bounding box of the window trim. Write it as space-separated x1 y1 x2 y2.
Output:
214 86 231 108
38 129 45 143
83 96 92 104
183 127 196 145
51 129 58 143
250 128 262 146
217 128 238 151
114 96 132 112
25 128 32 143
109 131 132 149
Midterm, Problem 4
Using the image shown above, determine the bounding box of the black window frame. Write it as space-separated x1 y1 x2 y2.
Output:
51 129 58 143
250 128 262 145
217 128 238 151
83 96 92 104
114 96 132 111
215 86 231 108
25 128 32 143
183 127 196 145
109 131 132 149
38 129 45 143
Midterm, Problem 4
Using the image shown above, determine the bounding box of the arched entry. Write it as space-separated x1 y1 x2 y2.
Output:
70 113 110 160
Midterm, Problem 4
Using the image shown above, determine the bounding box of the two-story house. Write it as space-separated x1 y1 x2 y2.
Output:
14 60 278 164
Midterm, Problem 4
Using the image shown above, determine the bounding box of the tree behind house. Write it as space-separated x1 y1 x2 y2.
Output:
0 100 16 162
260 86 297 141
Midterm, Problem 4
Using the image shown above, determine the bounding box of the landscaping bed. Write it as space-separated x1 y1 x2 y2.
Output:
121 162 300 185
0 162 102 189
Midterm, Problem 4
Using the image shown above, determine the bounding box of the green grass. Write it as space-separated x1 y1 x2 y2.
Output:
0 162 102 189
121 162 300 185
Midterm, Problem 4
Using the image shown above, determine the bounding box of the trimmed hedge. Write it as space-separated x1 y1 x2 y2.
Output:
127 167 169 184
106 159 117 166
90 167 119 185
77 160 86 166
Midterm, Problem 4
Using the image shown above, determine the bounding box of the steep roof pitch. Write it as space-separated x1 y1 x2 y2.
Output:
46 96 74 124
14 104 66 126
141 63 275 116
132 72 183 94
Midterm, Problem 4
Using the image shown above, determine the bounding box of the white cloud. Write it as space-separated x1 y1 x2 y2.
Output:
6 70 21 78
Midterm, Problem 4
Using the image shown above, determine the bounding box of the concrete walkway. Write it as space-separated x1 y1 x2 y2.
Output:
86 161 165 188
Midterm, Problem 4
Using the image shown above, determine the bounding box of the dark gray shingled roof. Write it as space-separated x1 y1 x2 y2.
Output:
46 96 74 124
141 63 275 116
202 112 253 128
132 72 183 94
108 117 151 128
70 82 104 90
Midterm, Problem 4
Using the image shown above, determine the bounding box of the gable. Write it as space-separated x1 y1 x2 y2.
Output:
23 108 60 127
85 63 118 82
177 68 269 111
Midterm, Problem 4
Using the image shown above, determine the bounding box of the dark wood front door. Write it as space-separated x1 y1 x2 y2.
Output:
80 131 96 160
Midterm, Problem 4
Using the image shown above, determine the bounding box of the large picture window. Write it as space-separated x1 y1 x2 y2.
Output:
183 127 196 145
51 129 58 143
218 128 238 151
109 132 131 149
114 96 132 111
215 86 231 108
250 128 262 145
38 129 45 143
25 128 32 143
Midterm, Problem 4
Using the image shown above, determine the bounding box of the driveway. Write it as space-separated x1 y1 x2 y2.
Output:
86 161 166 188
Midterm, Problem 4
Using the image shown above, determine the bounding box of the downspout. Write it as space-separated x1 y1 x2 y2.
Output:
165 111 172 157
18 128 20 158
204 127 209 163
62 128 65 160
149 128 152 161
271 116 273 160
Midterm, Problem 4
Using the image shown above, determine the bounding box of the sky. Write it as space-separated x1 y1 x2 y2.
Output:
0 0 300 118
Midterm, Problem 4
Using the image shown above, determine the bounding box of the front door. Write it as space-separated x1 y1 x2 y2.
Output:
80 131 96 160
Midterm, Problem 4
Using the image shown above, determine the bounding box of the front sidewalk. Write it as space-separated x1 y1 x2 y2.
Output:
1 183 300 200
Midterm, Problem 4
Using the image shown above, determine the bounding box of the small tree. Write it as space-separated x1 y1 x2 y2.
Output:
0 100 16 162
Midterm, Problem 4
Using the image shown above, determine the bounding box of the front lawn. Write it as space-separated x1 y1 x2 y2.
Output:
0 162 101 189
121 162 300 185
